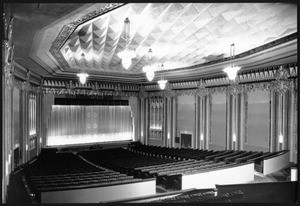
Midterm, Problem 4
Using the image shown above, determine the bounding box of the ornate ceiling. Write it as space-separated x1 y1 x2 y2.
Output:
11 3 297 83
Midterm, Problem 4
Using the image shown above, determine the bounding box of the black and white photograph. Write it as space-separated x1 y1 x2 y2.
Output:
2 2 298 204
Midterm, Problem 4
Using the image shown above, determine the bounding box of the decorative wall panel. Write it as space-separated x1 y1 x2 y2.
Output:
149 97 164 140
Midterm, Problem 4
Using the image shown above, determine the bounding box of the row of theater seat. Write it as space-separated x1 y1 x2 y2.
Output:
78 148 178 177
80 147 240 190
25 151 142 195
128 145 213 160
131 145 281 165
26 152 102 176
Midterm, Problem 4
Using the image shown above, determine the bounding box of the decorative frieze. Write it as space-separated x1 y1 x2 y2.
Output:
43 79 139 91
43 87 138 97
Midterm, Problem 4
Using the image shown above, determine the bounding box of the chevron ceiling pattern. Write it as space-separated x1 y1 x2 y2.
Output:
59 3 297 74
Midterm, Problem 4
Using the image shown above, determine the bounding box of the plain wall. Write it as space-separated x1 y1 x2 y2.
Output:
181 163 254 190
41 179 156 203
263 151 290 175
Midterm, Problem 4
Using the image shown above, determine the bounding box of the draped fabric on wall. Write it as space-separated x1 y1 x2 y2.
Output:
47 105 133 146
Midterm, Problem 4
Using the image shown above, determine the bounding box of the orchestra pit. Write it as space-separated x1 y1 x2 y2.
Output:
2 2 298 204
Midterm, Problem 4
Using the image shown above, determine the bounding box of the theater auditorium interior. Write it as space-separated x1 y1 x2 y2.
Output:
2 2 299 204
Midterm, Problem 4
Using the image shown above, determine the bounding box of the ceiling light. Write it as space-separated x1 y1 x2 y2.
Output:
223 43 241 81
157 64 167 90
118 17 136 69
118 49 136 69
143 48 156 81
158 79 167 90
223 66 241 80
77 73 88 84
146 69 155 81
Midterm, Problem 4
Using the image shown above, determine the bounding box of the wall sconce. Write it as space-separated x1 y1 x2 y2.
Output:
233 133 236 142
279 134 283 144
200 133 204 141
291 167 298 181
8 152 11 165
6 161 9 176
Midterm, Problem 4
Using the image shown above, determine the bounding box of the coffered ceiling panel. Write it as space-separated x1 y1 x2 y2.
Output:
58 3 296 75
10 3 297 83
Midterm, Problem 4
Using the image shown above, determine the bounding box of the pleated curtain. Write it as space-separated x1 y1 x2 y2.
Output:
47 105 133 146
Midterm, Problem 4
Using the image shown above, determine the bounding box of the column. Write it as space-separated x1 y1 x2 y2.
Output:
3 52 14 198
195 96 199 150
239 93 245 150
172 97 177 148
165 98 171 147
233 95 239 150
10 84 14 172
140 98 145 144
205 95 211 150
21 80 30 163
282 92 288 150
145 98 149 145
226 93 231 150
172 96 177 148
199 97 204 149
288 90 295 162
269 91 276 152
277 93 283 151
163 97 168 147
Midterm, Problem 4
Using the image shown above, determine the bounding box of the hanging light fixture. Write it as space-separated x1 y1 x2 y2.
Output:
223 43 241 81
118 17 136 69
77 73 88 84
142 48 156 81
157 64 167 90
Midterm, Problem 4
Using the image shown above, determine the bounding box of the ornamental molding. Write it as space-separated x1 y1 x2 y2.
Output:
164 83 176 99
43 78 139 92
43 87 138 97
195 79 209 97
142 78 296 98
49 3 124 71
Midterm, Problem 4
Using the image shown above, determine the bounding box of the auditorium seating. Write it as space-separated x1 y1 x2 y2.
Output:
28 145 289 201
224 151 253 164
78 148 179 177
24 149 144 201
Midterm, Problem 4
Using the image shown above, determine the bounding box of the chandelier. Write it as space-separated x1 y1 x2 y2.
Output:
118 17 136 69
142 48 156 81
77 73 88 84
223 43 241 81
157 64 167 90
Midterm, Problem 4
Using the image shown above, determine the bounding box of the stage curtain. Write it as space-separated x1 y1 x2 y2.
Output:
46 105 133 146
